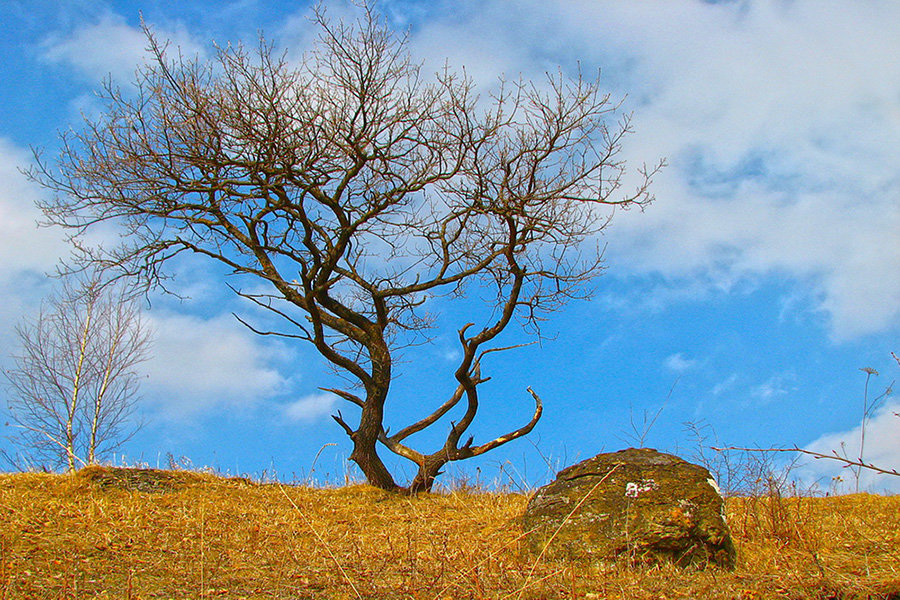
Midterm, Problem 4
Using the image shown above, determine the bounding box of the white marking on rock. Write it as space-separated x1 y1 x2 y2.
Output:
625 480 658 498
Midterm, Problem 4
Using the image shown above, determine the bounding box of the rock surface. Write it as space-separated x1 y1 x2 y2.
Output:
522 448 735 568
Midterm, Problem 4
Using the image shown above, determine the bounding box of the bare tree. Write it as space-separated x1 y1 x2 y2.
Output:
3 274 150 472
30 6 660 491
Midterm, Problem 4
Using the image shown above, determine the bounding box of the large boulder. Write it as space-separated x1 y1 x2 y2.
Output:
522 448 735 568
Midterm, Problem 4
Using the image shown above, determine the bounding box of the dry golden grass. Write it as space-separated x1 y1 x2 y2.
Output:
1 467 898 599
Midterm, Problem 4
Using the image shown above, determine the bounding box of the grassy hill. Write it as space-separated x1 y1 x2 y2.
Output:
1 466 898 599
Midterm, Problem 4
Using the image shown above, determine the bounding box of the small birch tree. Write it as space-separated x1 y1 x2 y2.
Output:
3 274 150 472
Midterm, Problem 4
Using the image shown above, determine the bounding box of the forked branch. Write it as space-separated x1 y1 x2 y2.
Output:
464 386 544 458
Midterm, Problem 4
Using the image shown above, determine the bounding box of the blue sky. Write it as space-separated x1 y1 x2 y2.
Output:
1 0 898 492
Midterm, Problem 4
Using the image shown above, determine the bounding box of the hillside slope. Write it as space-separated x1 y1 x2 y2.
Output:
1 467 898 599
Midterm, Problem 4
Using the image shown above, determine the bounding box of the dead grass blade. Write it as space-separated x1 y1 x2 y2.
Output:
277 484 363 600
511 464 620 600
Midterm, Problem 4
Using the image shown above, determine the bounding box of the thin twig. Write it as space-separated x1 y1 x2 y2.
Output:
712 446 900 478
9 424 89 470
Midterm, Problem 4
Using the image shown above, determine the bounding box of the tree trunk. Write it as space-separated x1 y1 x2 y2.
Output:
347 337 401 491
350 390 399 491
350 434 398 491
407 457 447 494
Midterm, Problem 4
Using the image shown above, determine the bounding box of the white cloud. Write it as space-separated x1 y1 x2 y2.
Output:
40 12 206 83
143 311 290 415
608 180 900 340
0 139 68 279
800 401 900 494
284 393 338 423
0 139 71 355
404 0 900 340
574 0 900 340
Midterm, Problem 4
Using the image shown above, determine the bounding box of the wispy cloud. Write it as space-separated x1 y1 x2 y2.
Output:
143 311 291 416
711 374 740 397
574 0 900 340
284 393 338 423
0 139 70 353
750 373 795 405
0 139 68 279
664 353 698 373
40 12 206 83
